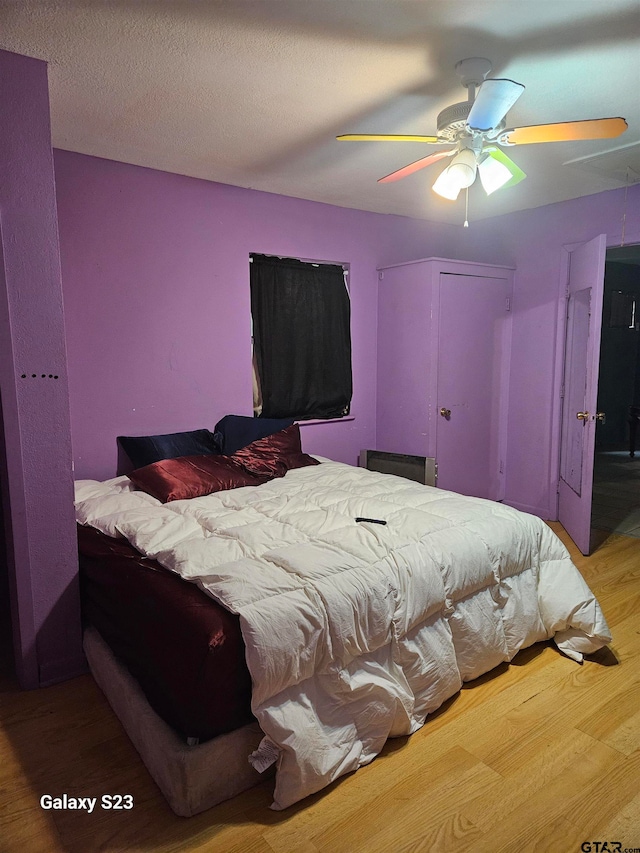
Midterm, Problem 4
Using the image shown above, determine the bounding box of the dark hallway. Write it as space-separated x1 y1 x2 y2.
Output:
592 245 640 539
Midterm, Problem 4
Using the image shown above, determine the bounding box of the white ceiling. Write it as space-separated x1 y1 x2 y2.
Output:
1 0 639 225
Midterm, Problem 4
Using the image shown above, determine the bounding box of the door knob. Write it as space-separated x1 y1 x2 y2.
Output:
440 407 451 418
576 411 589 420
595 412 606 423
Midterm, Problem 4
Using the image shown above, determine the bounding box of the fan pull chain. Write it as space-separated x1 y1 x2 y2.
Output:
464 187 470 228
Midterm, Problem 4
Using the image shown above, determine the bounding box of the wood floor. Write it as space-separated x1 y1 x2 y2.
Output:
1 524 639 853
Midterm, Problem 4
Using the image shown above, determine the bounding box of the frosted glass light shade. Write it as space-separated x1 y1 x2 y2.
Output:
432 166 463 199
478 153 512 194
447 149 477 188
432 148 477 200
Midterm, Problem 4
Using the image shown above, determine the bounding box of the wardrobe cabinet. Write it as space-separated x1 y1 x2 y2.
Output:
376 257 514 501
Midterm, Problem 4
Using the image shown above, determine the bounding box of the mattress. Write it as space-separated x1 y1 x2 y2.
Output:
78 524 253 741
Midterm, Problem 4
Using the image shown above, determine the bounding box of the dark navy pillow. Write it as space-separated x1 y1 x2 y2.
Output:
213 415 294 455
117 429 221 470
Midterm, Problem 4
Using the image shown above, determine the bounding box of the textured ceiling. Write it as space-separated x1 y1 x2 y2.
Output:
1 0 639 225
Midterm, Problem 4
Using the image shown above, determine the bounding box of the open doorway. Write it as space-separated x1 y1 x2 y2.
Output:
591 244 640 539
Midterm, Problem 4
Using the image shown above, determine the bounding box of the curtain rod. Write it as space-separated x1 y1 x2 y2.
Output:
249 254 348 272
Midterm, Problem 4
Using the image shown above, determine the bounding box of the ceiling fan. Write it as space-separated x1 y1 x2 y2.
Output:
337 57 628 202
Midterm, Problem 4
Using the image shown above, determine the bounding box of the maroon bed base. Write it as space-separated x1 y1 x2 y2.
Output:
77 525 254 742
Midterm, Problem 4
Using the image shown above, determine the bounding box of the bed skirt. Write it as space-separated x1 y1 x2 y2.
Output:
83 627 269 816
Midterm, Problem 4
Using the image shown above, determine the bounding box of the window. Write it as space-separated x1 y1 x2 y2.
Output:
250 253 352 420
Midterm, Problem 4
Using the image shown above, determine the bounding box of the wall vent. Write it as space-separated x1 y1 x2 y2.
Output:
359 450 437 487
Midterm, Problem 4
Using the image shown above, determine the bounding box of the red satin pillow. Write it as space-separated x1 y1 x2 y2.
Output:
128 454 265 503
129 425 319 502
232 423 320 478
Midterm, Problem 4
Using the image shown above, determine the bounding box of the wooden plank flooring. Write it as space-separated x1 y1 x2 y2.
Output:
1 524 639 853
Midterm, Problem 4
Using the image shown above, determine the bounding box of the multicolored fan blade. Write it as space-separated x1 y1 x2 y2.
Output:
467 78 525 132
505 117 628 145
336 134 441 143
378 150 454 183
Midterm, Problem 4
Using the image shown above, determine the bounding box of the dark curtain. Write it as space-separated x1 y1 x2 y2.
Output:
250 254 352 420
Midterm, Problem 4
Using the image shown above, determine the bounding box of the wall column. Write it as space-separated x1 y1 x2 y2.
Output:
0 49 84 687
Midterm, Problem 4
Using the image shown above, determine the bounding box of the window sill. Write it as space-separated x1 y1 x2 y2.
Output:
296 416 355 426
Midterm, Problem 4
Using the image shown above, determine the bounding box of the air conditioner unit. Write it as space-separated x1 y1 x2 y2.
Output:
359 450 437 487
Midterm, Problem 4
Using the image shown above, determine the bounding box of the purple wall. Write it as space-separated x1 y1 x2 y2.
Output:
458 185 640 518
0 50 84 688
54 150 464 481
371 186 640 520
55 148 640 523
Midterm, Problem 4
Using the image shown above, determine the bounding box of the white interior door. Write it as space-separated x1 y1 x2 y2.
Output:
558 234 606 554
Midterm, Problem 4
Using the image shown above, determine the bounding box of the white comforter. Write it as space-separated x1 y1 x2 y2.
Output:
75 459 611 809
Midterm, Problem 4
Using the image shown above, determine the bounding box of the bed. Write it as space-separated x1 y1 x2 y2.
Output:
76 423 611 816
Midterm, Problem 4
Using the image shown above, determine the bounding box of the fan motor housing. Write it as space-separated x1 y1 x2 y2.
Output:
436 101 472 141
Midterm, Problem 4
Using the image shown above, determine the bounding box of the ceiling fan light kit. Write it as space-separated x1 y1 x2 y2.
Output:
337 57 628 223
432 146 478 200
432 166 463 200
477 152 513 195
